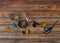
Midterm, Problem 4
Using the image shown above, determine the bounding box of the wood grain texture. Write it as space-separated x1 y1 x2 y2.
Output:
0 0 60 43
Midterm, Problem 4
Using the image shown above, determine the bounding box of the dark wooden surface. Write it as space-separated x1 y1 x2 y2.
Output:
0 0 60 43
